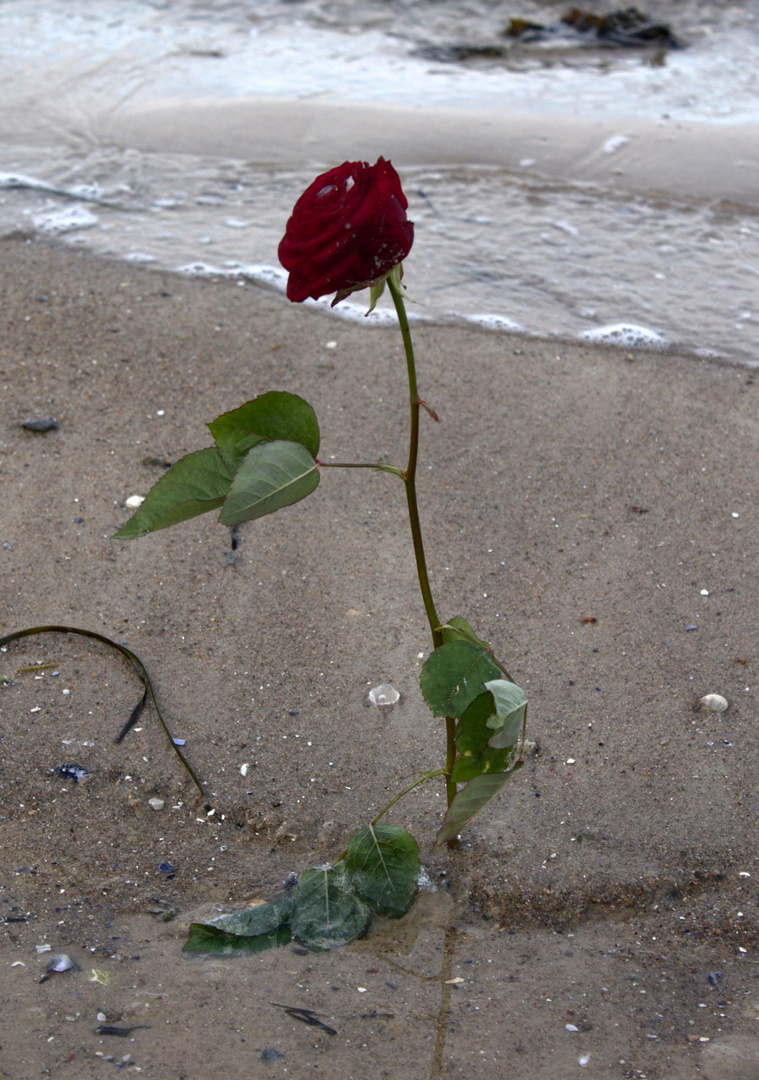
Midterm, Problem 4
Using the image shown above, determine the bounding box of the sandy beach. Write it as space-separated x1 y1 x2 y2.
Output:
0 237 757 1077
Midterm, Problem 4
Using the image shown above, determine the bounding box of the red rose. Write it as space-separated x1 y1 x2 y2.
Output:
278 157 414 305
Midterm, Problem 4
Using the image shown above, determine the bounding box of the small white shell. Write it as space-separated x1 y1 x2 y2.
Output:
699 693 728 712
125 494 145 509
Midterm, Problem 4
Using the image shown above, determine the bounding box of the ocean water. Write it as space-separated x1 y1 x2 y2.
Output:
1 0 757 362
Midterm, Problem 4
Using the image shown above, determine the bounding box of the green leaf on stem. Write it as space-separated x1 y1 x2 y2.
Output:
420 639 501 718
483 678 527 749
437 766 522 845
290 866 371 951
451 693 516 783
113 448 232 537
208 391 320 472
219 440 320 526
345 825 420 919
440 616 491 651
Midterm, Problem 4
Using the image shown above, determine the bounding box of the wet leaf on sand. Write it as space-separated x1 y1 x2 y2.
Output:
201 896 293 938
290 866 370 950
184 922 292 955
345 825 420 919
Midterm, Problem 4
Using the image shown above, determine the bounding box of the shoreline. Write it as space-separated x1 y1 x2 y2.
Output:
97 97 759 205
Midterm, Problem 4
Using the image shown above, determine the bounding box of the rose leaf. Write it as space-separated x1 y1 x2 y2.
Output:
218 440 320 525
208 391 320 471
113 447 232 537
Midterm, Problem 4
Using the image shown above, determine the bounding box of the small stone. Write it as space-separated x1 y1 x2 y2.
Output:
261 1049 285 1063
125 494 145 509
148 797 165 811
21 417 58 433
700 694 728 712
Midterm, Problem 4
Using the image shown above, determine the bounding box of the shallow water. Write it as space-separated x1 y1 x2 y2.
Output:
1 0 758 363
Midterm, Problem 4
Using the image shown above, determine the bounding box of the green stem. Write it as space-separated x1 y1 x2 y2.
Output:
371 768 445 825
387 275 442 649
387 274 456 811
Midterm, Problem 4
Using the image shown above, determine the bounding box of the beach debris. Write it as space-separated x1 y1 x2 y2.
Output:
562 7 680 48
368 684 400 706
89 969 110 985
40 953 80 982
158 862 176 877
707 971 723 986
566 1023 580 1032
54 763 90 784
21 417 58 433
506 7 680 48
261 1049 285 1062
504 18 546 40
685 624 698 632
125 494 145 509
412 43 506 63
148 797 165 811
699 694 728 712
96 1024 150 1037
270 1003 337 1036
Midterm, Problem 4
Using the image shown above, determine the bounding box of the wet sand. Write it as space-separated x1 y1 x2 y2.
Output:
99 97 759 203
1 238 758 1078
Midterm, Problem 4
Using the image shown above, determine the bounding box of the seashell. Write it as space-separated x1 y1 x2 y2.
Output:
699 693 728 712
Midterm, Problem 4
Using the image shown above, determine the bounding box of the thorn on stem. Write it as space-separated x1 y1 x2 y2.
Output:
416 398 440 422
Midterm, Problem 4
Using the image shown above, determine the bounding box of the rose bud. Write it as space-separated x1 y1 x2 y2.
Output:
278 157 414 305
